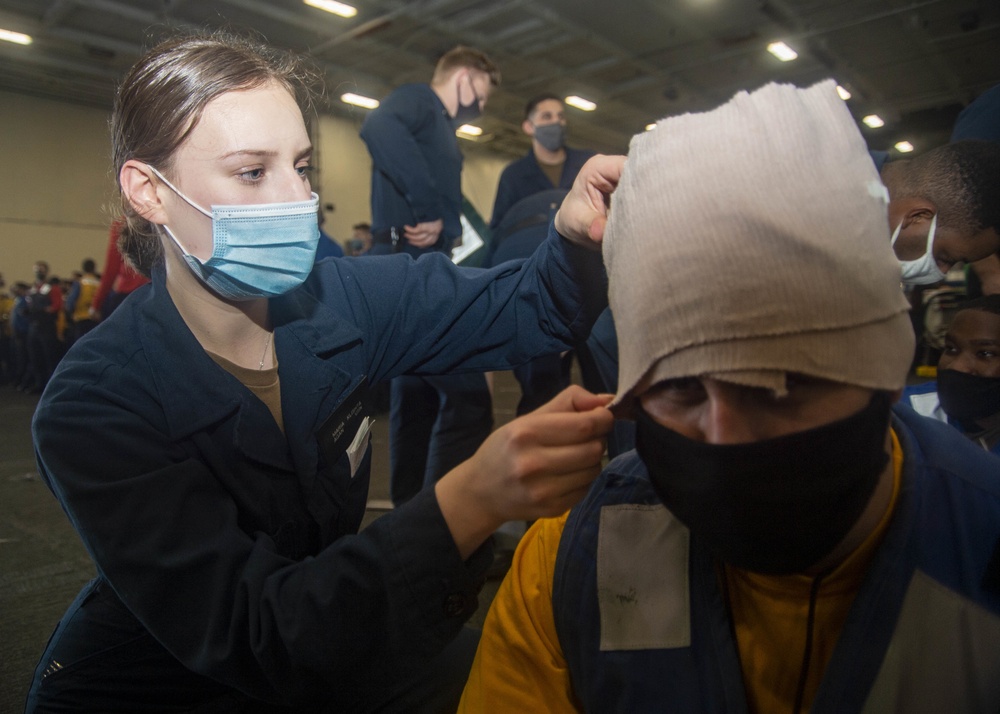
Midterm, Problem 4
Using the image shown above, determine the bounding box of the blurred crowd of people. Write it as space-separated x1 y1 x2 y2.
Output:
1 258 107 393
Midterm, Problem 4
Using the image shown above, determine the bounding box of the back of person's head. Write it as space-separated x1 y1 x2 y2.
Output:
432 46 500 87
111 31 324 276
604 80 914 413
82 258 96 273
524 93 561 121
889 140 1000 240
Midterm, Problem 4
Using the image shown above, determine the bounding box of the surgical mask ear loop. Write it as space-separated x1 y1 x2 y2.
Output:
147 166 212 218
924 212 938 254
146 165 212 258
891 213 938 255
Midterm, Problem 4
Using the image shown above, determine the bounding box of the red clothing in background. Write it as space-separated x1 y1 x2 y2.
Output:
91 220 150 314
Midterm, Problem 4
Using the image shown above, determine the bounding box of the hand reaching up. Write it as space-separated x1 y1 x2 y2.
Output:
436 385 615 559
554 154 626 248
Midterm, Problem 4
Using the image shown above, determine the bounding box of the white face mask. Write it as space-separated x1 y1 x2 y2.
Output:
891 214 945 286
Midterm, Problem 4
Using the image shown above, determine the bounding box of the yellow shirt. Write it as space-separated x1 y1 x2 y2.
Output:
725 429 903 713
459 431 904 713
460 510 580 714
0 294 14 337
72 273 100 323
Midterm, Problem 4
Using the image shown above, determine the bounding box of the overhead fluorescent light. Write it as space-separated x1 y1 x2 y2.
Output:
645 123 657 131
0 28 33 45
304 0 358 18
565 95 597 112
862 114 885 128
766 41 797 62
836 85 851 101
894 141 914 153
456 124 483 138
340 92 379 109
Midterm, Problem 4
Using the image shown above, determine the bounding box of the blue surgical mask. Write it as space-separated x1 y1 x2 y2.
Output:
892 214 945 286
149 167 319 300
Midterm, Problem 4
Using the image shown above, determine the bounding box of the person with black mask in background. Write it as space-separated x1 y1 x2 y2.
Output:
904 294 1000 455
360 47 502 507
460 81 1000 714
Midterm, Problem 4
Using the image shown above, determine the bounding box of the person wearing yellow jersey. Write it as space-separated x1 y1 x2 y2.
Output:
460 81 1000 714
65 258 101 344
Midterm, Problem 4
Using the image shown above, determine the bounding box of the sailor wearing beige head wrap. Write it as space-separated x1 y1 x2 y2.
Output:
604 79 914 412
593 80 915 582
459 80 1000 714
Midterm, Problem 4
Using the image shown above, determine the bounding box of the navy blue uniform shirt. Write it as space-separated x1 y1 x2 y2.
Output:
490 146 595 230
360 83 463 252
31 225 607 706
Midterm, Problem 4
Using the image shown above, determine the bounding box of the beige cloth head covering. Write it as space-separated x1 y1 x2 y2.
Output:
604 80 914 412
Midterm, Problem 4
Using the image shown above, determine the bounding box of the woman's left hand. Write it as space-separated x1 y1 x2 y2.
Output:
435 385 614 559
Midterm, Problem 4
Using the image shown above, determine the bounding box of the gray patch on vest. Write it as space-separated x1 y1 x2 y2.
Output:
597 503 690 651
861 569 1000 713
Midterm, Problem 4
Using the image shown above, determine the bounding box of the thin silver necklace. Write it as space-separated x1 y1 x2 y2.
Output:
259 331 272 370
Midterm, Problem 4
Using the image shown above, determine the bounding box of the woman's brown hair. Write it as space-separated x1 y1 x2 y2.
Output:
111 31 324 275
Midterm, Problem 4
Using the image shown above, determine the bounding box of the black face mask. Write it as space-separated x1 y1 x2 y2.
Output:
453 75 482 126
533 123 565 152
937 369 1000 423
635 392 892 575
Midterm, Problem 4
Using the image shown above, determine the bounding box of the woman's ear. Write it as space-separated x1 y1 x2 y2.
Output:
120 160 168 225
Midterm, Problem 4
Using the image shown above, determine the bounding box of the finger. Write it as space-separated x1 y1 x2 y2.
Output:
530 385 594 414
505 409 613 449
518 440 608 479
587 155 626 190
570 389 614 413
586 180 610 214
588 215 608 243
553 157 624 243
584 155 625 208
533 385 613 415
